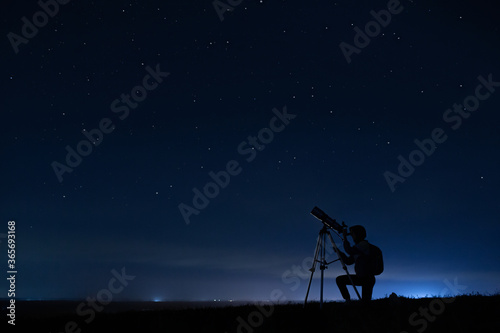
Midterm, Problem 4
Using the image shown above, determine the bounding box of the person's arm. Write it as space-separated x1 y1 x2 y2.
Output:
339 251 354 265
343 239 365 256
342 228 356 255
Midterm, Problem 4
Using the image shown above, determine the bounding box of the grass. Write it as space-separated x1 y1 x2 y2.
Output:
8 294 500 332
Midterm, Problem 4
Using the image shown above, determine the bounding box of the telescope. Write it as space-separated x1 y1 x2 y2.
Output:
305 206 361 307
310 206 347 235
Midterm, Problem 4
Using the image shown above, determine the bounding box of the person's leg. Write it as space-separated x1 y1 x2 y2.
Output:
336 275 352 301
361 276 376 302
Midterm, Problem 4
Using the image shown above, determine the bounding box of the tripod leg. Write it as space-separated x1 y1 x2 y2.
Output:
320 232 326 309
304 232 323 307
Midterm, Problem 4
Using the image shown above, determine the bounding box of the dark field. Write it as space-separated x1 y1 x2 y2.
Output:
2 295 500 332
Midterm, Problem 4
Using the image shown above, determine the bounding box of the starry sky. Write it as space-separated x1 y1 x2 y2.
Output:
1 0 499 302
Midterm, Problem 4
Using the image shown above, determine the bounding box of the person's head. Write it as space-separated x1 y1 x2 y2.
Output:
349 225 366 244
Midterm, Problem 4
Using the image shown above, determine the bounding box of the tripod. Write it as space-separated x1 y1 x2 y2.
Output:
304 226 361 308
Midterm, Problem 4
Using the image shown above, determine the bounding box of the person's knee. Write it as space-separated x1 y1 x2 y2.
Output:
336 275 346 285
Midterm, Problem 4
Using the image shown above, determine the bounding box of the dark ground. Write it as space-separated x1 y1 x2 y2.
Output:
2 295 500 332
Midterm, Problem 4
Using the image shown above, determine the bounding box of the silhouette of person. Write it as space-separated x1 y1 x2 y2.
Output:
336 225 376 302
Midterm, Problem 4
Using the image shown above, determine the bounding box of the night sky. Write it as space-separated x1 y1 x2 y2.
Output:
1 0 499 302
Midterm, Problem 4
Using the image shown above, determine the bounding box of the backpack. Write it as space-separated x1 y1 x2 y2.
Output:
369 244 384 276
